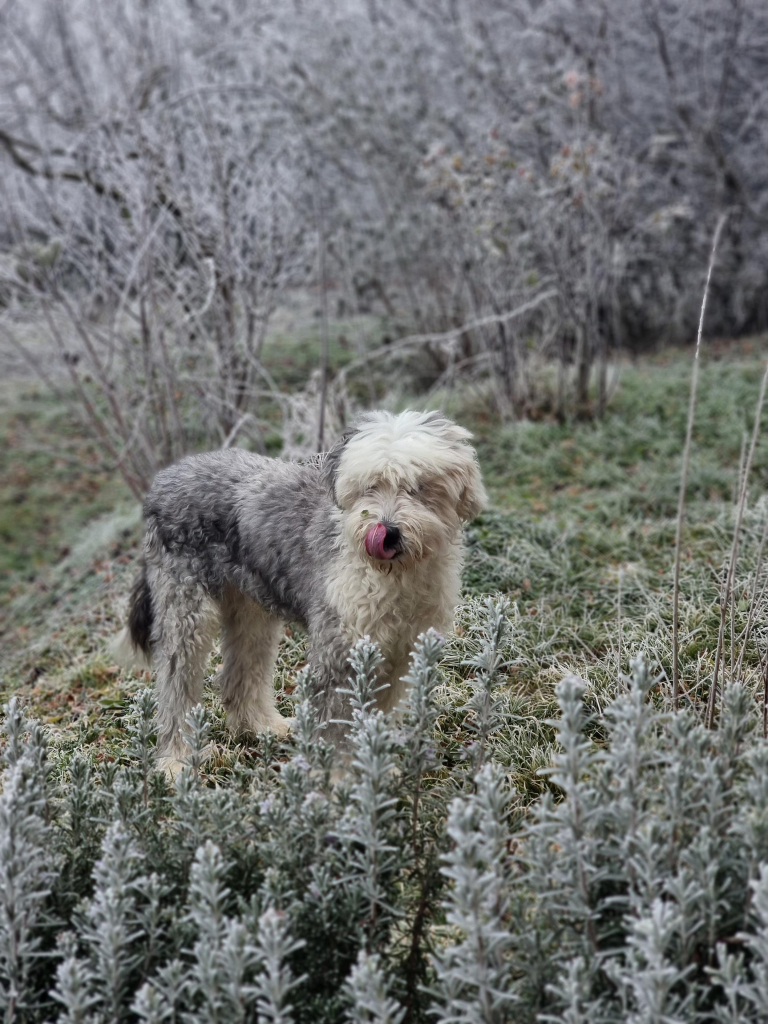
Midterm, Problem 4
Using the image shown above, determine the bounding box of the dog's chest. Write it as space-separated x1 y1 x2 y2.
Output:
326 551 459 661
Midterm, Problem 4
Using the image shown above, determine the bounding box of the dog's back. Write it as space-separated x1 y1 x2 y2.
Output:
141 448 335 625
145 448 265 556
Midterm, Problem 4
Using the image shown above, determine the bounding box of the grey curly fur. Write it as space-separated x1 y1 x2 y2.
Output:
119 411 487 772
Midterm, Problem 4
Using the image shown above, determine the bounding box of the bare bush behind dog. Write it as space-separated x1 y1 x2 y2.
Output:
1 0 767 487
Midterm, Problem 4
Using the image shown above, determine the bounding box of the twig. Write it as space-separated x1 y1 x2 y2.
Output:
313 178 330 452
221 413 254 449
425 352 491 403
0 321 66 399
175 257 217 330
38 298 148 498
735 431 748 505
672 212 727 711
330 288 559 395
617 565 623 679
730 436 748 681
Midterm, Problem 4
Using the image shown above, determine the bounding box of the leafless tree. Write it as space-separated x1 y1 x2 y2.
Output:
1 0 765 486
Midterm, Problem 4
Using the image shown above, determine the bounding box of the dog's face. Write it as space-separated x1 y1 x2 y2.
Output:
325 411 487 570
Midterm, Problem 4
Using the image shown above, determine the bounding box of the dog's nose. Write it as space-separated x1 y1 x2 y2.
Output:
384 525 401 549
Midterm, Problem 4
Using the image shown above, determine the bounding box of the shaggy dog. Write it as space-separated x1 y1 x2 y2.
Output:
114 410 487 773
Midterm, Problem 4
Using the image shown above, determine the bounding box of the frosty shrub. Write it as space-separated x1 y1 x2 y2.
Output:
2 0 767 466
7 606 768 1021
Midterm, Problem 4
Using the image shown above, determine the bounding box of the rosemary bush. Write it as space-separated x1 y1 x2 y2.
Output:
5 601 768 1022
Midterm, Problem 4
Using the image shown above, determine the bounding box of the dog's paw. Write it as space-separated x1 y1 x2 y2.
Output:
329 765 349 786
156 755 186 779
227 712 294 740
269 714 295 738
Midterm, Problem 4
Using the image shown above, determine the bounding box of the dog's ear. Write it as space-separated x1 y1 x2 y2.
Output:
456 455 488 522
321 426 356 504
420 412 488 522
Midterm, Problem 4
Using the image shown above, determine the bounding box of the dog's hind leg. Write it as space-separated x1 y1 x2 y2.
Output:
151 571 219 774
217 589 290 739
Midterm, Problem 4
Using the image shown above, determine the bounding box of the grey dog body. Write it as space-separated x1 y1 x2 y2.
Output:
145 449 334 625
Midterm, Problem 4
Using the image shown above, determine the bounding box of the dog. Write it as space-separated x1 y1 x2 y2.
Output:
113 410 487 773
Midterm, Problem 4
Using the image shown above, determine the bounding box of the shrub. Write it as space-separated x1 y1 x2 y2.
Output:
5 603 768 1021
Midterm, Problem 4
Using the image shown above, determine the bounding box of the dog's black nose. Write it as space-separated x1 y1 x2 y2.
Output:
384 525 401 549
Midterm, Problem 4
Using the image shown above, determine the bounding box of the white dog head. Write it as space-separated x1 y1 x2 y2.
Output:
324 410 487 570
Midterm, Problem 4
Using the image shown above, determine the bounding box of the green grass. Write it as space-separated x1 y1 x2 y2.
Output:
3 336 768 799
470 342 768 519
0 383 132 602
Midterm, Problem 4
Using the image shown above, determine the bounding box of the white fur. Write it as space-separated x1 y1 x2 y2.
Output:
327 410 486 711
325 543 461 712
216 587 292 737
110 626 153 672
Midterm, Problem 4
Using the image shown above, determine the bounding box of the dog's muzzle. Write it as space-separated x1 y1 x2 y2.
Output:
365 522 402 561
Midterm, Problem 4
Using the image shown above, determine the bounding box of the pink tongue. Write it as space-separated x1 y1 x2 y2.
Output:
365 522 396 560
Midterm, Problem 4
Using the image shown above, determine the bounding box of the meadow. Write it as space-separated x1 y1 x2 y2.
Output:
4 337 768 1021
5 337 768 774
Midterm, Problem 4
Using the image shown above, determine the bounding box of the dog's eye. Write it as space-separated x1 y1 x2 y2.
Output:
361 509 370 518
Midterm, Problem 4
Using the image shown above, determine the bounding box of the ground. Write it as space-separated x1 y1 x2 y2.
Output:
2 333 768 796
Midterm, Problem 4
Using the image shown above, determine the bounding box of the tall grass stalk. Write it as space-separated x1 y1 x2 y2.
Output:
708 358 768 727
617 565 623 679
672 213 727 711
734 514 768 681
314 179 331 453
731 436 749 682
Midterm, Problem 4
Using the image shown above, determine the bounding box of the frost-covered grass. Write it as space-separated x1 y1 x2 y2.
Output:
0 382 132 599
4 339 768 1019
5 340 768 787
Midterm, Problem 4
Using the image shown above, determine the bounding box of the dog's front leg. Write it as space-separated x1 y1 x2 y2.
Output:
216 589 291 740
306 616 360 759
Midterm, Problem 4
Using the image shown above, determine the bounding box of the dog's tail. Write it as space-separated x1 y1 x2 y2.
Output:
110 565 154 671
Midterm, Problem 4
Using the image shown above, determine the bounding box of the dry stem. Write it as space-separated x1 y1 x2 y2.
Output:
672 213 727 711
